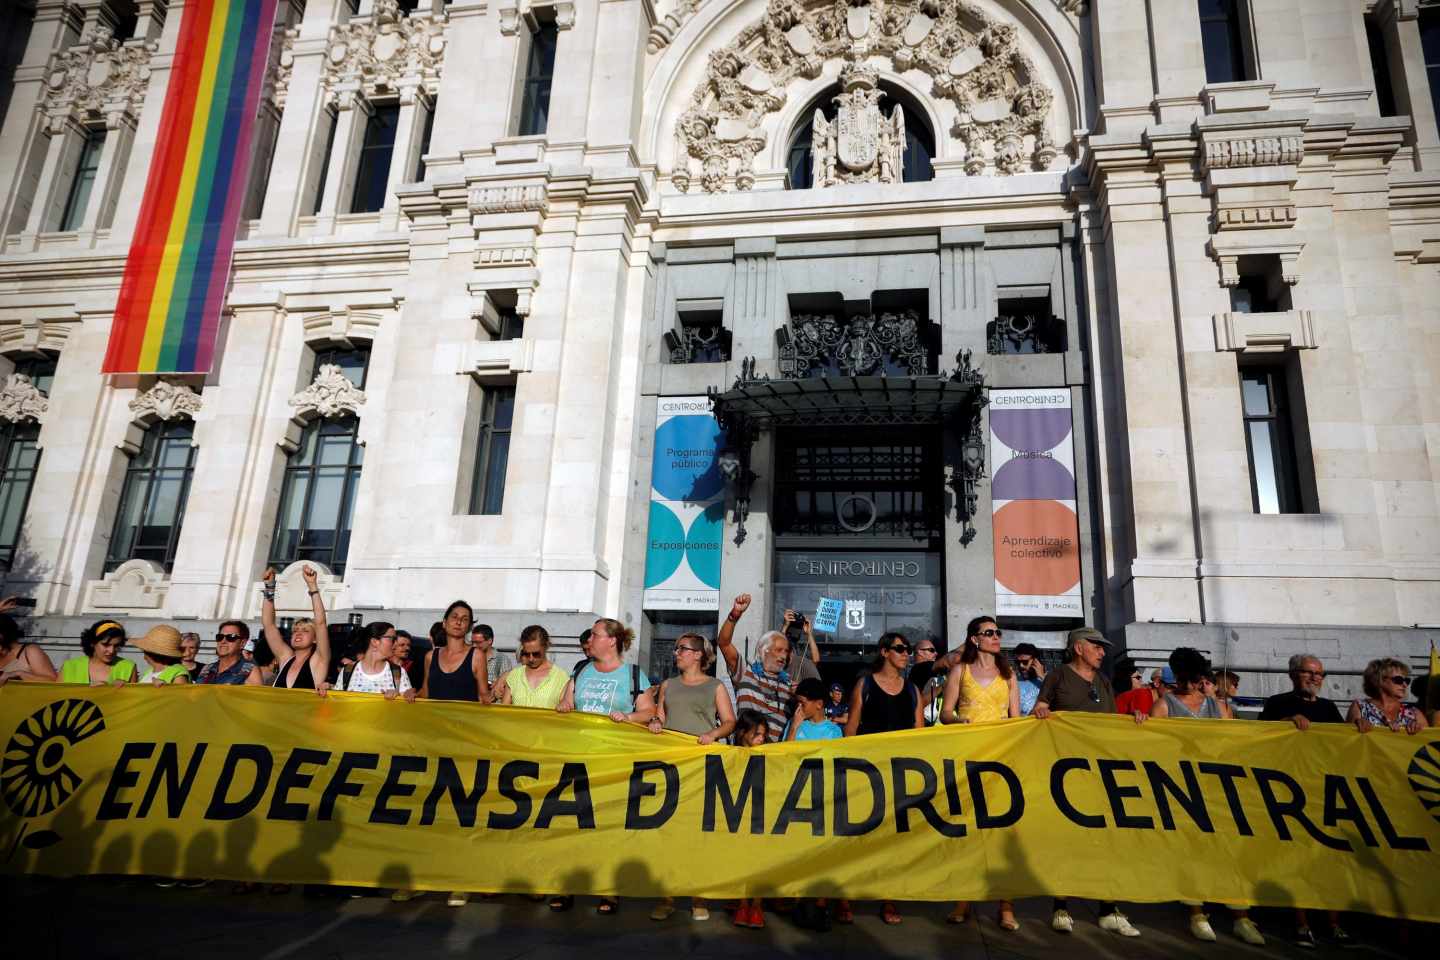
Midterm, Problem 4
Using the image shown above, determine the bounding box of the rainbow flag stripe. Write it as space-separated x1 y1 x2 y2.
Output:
103 0 279 374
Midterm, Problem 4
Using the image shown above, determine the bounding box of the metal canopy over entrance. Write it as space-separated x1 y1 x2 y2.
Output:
708 351 989 546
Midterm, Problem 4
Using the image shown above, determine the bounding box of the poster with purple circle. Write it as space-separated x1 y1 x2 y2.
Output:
990 389 1082 617
643 396 723 611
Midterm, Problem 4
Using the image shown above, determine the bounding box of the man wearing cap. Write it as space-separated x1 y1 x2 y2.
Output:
136 625 192 685
1032 626 1143 939
197 620 254 685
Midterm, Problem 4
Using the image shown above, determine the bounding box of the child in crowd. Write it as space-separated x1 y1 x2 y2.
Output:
732 709 768 928
787 677 844 741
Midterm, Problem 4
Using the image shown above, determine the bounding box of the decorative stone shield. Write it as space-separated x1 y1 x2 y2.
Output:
837 100 880 171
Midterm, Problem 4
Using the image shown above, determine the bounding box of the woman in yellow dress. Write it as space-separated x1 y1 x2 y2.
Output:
940 615 1022 931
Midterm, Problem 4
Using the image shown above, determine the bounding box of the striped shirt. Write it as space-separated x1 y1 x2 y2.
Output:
731 659 794 742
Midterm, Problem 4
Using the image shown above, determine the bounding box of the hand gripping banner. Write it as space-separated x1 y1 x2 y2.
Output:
2 685 1438 919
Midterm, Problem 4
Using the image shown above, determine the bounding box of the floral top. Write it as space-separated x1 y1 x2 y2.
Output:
1353 697 1419 731
198 658 253 685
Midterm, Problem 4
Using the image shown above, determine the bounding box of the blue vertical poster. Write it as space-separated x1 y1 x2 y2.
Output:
642 396 723 610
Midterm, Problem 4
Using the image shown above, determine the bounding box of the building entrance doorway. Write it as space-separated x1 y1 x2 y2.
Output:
771 426 944 666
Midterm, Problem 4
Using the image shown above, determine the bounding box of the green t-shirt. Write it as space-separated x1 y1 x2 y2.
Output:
61 657 138 684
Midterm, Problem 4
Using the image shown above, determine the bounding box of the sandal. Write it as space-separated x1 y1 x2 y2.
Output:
548 895 573 912
597 897 619 915
998 910 1020 932
947 902 970 924
881 901 902 925
650 899 675 921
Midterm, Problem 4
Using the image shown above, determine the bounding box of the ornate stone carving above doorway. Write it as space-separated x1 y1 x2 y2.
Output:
672 0 1059 192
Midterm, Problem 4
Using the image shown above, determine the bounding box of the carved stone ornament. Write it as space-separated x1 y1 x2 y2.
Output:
469 183 548 215
264 26 299 110
1203 135 1303 170
649 0 699 53
0 374 48 424
1056 0 1086 14
323 0 448 103
778 308 932 377
129 379 202 422
42 22 155 125
811 63 905 186
290 365 367 419
672 0 1059 192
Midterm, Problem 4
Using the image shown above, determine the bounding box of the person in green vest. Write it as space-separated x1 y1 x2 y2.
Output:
136 624 192 685
60 620 137 684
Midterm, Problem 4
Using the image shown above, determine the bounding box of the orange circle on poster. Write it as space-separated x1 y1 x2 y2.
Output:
993 500 1081 596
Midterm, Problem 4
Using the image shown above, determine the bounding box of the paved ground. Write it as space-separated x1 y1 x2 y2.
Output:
6 877 1432 960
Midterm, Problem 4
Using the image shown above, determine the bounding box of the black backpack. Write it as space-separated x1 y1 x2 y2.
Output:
570 658 644 708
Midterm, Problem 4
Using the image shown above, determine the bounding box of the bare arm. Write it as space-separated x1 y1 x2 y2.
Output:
258 568 294 664
302 565 330 679
418 650 433 700
843 680 864 738
940 666 966 724
4 644 58 683
806 620 820 664
912 686 925 728
786 704 805 742
1149 697 1170 719
473 649 491 704
613 687 656 724
1007 676 1021 719
556 678 576 713
245 666 263 686
716 594 750 680
1347 698 1371 733
703 685 737 744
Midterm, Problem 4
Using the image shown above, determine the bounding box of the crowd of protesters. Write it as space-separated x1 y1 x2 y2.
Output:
0 588 1435 946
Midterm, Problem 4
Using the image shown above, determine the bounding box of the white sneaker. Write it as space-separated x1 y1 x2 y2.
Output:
1190 913 1217 941
1235 917 1265 945
1100 911 1141 937
692 906 710 921
446 891 469 907
1051 908 1074 933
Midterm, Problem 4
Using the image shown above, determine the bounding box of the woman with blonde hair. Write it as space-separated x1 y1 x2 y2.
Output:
249 565 330 691
557 617 654 915
1349 657 1429 734
501 625 568 708
647 632 735 922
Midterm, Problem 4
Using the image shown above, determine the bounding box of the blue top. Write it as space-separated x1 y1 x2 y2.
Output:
1017 677 1042 716
574 662 650 715
793 719 844 741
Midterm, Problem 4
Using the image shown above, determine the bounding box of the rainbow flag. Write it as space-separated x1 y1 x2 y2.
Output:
103 0 279 374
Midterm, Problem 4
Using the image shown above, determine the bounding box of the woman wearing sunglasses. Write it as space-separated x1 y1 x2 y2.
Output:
844 630 923 925
60 620 137 684
500 625 568 708
940 616 1021 931
1348 658 1428 734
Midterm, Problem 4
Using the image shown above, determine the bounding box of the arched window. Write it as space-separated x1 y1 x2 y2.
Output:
787 83 935 189
0 355 56 569
269 346 369 575
106 418 197 573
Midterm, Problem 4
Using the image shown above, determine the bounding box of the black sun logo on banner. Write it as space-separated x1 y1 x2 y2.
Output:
1 699 106 818
1409 741 1440 826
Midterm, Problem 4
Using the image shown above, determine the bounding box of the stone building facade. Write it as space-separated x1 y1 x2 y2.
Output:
1 0 1438 698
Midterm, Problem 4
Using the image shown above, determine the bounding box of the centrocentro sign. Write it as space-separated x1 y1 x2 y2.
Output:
643 396 723 610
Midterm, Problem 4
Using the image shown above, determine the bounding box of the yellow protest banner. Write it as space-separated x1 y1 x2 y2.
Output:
2 684 1438 919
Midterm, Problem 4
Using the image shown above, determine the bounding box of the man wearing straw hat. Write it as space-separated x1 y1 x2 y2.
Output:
135 624 193 685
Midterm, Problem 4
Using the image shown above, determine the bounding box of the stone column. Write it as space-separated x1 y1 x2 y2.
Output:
543 1 592 144
313 90 370 234
257 1 347 235
583 0 646 161
0 0 81 240
1087 147 1203 623
939 226 990 636
425 0 501 179
1092 0 1156 137
1376 0 1440 171
164 295 288 618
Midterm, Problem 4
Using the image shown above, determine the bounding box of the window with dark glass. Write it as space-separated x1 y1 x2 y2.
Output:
988 295 1064 355
788 87 934 189
269 347 369 575
469 386 515 515
1365 15 1397 118
106 419 197 572
1230 255 1291 314
1240 364 1308 515
665 304 730 364
1421 9 1440 136
0 356 56 569
1199 0 1250 85
415 100 435 181
351 103 399 213
59 128 106 231
518 22 557 136
498 310 524 341
312 109 337 215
